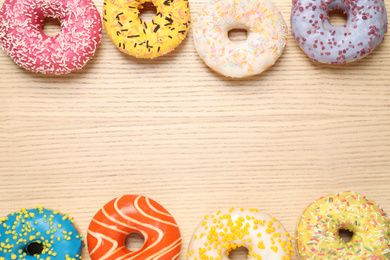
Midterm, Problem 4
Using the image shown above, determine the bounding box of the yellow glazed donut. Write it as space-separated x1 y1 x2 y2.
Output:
297 191 390 259
103 0 190 58
186 207 294 260
192 0 288 78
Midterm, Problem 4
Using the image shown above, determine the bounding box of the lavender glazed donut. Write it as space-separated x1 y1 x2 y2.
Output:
0 0 102 74
291 0 387 64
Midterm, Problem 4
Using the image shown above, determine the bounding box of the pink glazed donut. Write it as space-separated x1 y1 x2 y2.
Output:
291 0 387 64
0 0 102 74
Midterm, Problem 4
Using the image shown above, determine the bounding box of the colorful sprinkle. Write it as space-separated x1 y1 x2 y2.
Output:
192 0 288 78
296 191 390 259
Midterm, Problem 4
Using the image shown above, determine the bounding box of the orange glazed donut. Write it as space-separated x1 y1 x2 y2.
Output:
87 195 182 260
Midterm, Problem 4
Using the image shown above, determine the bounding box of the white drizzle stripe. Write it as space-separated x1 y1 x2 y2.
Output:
146 197 176 218
88 230 119 258
136 196 178 227
88 195 181 260
114 196 164 259
149 238 182 260
171 251 181 260
87 229 103 255
91 218 129 235
101 207 131 230
118 236 176 260
114 229 151 260
102 200 153 256
110 246 128 257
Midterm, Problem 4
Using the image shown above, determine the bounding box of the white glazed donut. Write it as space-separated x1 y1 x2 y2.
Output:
291 0 387 64
186 208 294 260
193 0 288 78
0 0 102 74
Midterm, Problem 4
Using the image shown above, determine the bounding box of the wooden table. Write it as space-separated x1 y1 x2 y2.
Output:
1 0 390 258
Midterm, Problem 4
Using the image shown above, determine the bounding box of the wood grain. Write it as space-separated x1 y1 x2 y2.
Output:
1 0 390 259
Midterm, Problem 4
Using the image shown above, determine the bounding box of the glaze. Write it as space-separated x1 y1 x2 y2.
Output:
291 0 387 63
103 0 190 58
0 0 102 74
186 207 294 260
87 194 182 260
0 206 83 260
297 191 390 259
193 0 288 78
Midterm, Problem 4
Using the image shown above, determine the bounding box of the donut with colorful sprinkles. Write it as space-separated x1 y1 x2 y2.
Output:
87 194 182 260
192 0 288 78
291 0 387 64
296 191 390 259
0 0 102 74
0 206 83 260
186 207 294 260
103 0 190 58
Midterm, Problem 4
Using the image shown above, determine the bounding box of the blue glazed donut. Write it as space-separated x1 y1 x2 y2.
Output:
0 206 83 260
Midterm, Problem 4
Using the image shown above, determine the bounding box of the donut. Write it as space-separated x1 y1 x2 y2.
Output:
291 0 387 64
192 0 288 78
0 0 102 74
296 191 390 259
103 0 191 58
186 207 294 260
87 194 182 260
0 206 83 260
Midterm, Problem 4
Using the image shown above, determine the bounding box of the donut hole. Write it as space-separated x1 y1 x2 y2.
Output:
328 8 348 26
228 28 248 42
42 17 62 37
125 232 145 252
338 228 354 243
139 1 157 23
26 241 44 255
228 246 249 260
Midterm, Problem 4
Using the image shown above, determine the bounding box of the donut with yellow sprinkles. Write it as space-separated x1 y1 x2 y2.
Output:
0 206 83 260
186 207 294 260
103 0 191 58
296 191 390 259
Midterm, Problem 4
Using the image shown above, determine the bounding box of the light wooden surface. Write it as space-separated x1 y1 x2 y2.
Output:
1 0 390 258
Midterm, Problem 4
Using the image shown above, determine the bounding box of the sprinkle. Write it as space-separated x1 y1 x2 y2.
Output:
192 0 288 78
103 0 190 58
296 192 390 259
0 207 83 259
0 0 102 74
290 0 387 63
186 208 293 259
